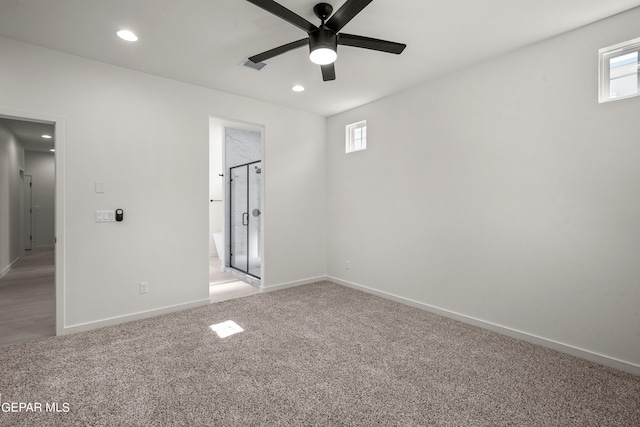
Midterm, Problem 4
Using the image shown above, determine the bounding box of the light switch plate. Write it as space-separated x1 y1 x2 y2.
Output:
95 181 105 193
96 210 115 222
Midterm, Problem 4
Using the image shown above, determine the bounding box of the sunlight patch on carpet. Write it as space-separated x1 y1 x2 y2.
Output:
209 320 244 338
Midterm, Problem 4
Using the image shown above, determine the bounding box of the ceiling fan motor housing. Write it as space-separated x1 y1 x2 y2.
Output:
309 29 337 53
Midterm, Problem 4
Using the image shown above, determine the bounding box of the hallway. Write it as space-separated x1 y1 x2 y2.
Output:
0 248 55 347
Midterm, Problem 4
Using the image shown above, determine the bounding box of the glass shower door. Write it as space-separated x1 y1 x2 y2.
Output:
229 161 261 278
230 164 247 273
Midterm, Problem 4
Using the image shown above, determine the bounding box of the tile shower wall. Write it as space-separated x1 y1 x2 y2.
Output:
226 128 261 169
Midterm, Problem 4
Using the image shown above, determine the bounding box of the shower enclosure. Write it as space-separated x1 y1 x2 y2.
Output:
229 161 262 278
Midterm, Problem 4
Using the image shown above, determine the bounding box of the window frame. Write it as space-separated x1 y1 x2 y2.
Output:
599 36 640 103
345 120 367 154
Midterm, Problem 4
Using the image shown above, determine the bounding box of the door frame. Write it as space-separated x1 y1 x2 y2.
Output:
23 173 33 250
0 107 66 336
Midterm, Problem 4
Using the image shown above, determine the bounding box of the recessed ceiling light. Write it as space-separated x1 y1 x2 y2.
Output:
41 134 52 139
117 29 138 42
292 85 305 92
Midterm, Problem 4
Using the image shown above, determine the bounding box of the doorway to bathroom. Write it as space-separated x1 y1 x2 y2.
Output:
209 117 263 299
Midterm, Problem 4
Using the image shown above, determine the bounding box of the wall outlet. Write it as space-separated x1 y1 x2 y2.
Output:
140 282 149 294
345 260 350 269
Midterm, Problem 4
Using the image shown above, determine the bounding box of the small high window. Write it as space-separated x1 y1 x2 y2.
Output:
346 120 367 153
599 36 640 103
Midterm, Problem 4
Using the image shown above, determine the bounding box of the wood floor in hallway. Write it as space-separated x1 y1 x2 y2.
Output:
0 248 55 347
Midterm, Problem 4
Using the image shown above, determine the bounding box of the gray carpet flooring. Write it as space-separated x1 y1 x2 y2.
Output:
0 281 638 426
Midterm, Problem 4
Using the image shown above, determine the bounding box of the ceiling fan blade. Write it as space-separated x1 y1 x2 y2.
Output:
325 0 373 32
321 63 336 81
338 33 406 54
249 38 309 63
246 0 318 33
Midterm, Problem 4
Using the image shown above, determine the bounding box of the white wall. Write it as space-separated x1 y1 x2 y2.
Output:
25 150 55 248
209 119 224 258
327 8 640 371
0 122 25 276
0 36 326 331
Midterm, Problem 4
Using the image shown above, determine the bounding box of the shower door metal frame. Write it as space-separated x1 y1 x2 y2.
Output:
229 160 261 279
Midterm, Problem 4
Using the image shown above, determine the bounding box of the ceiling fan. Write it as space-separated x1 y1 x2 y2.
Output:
245 0 407 81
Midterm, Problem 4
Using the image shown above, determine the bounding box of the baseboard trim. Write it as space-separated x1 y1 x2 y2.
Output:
327 276 640 376
261 275 327 293
63 298 211 335
0 256 22 280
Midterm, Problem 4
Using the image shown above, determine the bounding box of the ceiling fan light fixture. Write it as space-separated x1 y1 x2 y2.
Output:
309 47 337 65
309 29 337 65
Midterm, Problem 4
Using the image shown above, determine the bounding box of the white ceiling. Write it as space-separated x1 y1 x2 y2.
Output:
0 118 55 152
0 0 639 117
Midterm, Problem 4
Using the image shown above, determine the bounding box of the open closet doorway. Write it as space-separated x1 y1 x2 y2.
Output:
0 115 58 346
209 117 263 303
